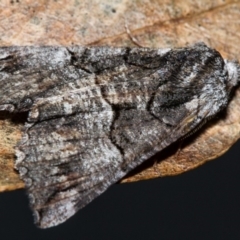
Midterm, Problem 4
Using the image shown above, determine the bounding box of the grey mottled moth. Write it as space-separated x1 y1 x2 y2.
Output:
0 43 239 228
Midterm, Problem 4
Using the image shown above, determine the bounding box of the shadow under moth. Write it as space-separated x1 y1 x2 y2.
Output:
0 43 239 228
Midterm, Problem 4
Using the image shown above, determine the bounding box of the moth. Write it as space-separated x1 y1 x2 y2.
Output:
0 43 239 228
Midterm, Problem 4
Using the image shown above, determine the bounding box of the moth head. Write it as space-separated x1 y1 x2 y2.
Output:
197 59 240 120
225 60 240 89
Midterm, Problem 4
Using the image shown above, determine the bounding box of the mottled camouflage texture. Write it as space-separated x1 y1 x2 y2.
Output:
0 43 239 228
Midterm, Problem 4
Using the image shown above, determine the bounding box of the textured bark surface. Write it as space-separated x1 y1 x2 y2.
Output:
0 0 240 191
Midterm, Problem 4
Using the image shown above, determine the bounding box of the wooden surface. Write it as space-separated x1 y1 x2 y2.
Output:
0 0 240 191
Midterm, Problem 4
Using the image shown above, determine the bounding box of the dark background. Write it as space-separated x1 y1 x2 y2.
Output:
0 140 240 240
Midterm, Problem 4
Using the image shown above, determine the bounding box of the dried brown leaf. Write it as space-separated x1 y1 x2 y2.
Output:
0 0 239 191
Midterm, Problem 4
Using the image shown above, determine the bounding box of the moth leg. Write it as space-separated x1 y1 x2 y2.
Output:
174 140 184 161
152 160 161 175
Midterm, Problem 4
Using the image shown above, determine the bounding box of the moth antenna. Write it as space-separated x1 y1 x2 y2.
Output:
124 17 144 48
